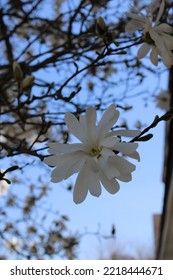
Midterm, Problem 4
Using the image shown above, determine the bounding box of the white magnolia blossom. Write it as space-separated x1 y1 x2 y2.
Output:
5 238 21 252
44 104 140 204
126 0 173 67
0 178 9 197
155 90 170 110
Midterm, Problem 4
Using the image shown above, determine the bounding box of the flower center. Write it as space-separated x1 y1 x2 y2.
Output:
144 32 155 45
90 147 101 157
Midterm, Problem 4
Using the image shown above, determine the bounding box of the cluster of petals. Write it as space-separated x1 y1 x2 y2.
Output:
155 90 170 111
125 0 173 67
44 104 140 204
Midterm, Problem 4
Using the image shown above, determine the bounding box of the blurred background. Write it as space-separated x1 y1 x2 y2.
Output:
0 0 172 259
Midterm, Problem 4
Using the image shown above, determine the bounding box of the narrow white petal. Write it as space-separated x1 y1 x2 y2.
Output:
155 0 165 25
125 12 146 23
51 166 65 182
100 136 119 147
85 107 97 145
44 151 86 167
109 155 136 174
48 142 87 154
86 157 99 173
98 156 120 179
51 173 64 183
125 20 142 33
73 165 89 204
150 47 159 66
65 112 85 142
150 30 172 67
97 104 119 138
64 156 87 179
137 43 151 59
88 172 102 197
155 23 173 35
161 49 173 68
151 30 173 67
50 152 87 181
162 33 173 50
127 151 140 161
101 147 117 160
99 172 120 194
118 172 132 182
114 142 138 155
79 115 87 140
108 129 140 137
150 29 164 53
44 154 61 166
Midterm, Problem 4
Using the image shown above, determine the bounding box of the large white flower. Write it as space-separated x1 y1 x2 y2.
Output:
126 0 173 67
154 90 170 111
44 104 140 204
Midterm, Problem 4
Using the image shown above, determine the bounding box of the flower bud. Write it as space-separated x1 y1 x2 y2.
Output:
137 133 153 142
96 16 107 36
151 115 159 127
21 75 35 91
160 113 173 122
105 31 116 44
12 61 23 81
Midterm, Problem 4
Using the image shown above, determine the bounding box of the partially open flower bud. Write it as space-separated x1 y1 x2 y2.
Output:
13 62 23 81
21 75 35 91
137 133 153 142
96 16 107 36
105 31 117 44
160 113 173 122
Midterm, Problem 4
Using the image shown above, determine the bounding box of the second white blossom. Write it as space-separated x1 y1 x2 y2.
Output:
126 0 173 67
